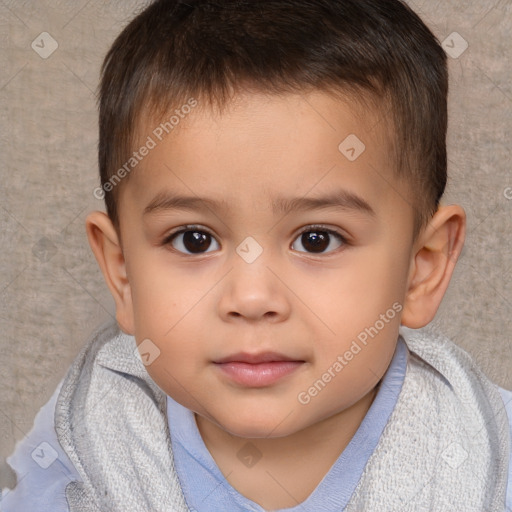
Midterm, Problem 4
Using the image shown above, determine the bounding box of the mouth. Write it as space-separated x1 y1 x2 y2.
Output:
213 351 305 387
213 351 301 364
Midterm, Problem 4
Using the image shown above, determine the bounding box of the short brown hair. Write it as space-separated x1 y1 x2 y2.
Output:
98 0 448 237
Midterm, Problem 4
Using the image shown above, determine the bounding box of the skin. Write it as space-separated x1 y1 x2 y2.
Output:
86 90 466 509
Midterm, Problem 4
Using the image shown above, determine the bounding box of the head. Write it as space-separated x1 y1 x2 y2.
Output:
87 0 465 439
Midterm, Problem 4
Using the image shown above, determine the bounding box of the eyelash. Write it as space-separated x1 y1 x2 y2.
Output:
162 224 349 256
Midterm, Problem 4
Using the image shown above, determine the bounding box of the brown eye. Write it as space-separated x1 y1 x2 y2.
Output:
291 227 346 254
165 228 220 254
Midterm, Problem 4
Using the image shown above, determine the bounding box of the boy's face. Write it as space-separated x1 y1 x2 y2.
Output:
117 90 416 438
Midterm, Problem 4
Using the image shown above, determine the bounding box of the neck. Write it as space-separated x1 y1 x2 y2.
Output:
195 383 379 509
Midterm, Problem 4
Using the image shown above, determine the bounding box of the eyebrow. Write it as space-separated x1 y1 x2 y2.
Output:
143 189 376 217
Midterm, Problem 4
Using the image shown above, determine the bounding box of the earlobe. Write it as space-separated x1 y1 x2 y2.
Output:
85 211 135 335
401 205 466 329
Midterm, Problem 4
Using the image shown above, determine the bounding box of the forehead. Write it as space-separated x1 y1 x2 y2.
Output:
122 89 411 227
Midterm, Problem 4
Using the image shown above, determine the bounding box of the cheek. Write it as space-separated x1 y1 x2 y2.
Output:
320 250 404 320
127 253 213 361
304 249 406 379
128 253 203 334
137 310 208 404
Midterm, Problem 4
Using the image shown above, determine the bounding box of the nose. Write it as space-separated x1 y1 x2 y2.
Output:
217 246 291 323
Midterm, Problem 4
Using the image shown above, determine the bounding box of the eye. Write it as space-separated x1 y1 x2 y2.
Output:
163 225 220 255
291 225 347 254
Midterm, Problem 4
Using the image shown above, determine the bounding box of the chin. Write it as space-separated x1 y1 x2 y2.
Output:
217 411 304 439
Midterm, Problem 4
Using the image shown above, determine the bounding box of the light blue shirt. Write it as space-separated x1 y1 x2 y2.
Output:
2 337 512 511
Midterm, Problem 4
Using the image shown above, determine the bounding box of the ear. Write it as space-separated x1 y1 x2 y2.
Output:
85 211 135 335
401 204 466 329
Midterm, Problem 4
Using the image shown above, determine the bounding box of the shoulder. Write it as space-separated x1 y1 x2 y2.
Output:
1 378 78 512
401 327 511 507
497 385 512 411
1 320 124 512
496 385 512 510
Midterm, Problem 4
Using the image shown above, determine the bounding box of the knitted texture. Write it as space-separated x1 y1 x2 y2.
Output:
55 321 190 512
345 328 509 511
54 322 509 511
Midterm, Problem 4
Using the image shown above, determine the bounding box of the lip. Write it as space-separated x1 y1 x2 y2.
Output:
213 352 305 387
214 351 300 364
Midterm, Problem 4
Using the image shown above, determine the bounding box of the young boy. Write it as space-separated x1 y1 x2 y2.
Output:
2 0 511 510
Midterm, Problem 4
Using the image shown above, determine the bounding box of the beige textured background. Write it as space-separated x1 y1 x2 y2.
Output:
0 0 511 489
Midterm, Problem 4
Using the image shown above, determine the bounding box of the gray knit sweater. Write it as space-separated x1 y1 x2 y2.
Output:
54 321 510 511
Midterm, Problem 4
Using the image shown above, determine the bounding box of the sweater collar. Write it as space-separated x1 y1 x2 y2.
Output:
95 326 150 381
